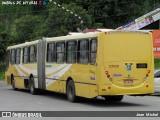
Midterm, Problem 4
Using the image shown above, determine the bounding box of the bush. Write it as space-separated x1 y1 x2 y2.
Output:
0 61 5 80
154 59 160 69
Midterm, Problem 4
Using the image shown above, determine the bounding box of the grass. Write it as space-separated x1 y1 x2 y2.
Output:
0 62 5 81
0 70 5 81
154 59 160 69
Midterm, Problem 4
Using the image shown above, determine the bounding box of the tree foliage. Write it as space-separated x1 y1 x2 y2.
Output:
0 23 10 60
75 0 160 28
39 2 92 37
0 0 160 60
15 15 43 42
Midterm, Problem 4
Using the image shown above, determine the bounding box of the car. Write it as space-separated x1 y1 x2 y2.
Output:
154 69 160 93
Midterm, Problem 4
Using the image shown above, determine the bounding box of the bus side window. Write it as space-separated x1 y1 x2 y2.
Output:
11 49 16 64
66 41 77 63
23 47 29 64
30 46 37 63
90 39 97 64
78 40 89 64
56 42 65 63
15 48 21 64
47 43 55 62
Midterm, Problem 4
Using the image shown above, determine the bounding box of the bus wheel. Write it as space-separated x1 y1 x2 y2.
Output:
104 95 123 102
29 77 37 95
11 76 17 90
66 80 77 102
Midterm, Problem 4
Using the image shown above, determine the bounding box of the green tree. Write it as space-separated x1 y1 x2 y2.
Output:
0 22 10 60
75 0 160 28
0 0 33 31
15 15 43 42
40 2 92 37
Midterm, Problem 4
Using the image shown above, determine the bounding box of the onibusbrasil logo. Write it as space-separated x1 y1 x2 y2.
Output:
1 0 47 5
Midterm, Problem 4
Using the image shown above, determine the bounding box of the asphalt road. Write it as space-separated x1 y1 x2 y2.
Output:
0 81 160 119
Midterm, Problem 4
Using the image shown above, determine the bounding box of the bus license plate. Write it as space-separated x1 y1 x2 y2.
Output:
124 80 133 84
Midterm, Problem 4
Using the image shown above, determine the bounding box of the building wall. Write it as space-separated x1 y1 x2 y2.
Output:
153 30 160 58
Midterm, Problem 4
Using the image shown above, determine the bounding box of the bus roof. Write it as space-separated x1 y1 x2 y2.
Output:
7 40 39 50
7 30 151 50
45 30 150 42
45 32 98 42
7 32 98 50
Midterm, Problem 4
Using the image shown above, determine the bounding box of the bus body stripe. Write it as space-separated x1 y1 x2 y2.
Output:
46 64 72 87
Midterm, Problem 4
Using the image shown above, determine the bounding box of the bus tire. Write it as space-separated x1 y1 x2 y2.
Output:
11 76 17 90
29 77 37 95
104 95 123 102
66 80 77 102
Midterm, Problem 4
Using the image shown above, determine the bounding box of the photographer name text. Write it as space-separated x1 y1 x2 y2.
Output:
136 112 159 117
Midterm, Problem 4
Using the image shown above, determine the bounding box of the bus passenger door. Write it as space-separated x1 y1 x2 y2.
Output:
37 39 46 90
89 39 98 98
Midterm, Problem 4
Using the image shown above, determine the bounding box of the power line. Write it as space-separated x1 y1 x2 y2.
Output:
52 1 83 24
0 0 157 16
0 0 159 17
0 1 159 28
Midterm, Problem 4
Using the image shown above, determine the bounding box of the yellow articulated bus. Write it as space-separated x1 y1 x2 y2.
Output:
5 30 154 102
